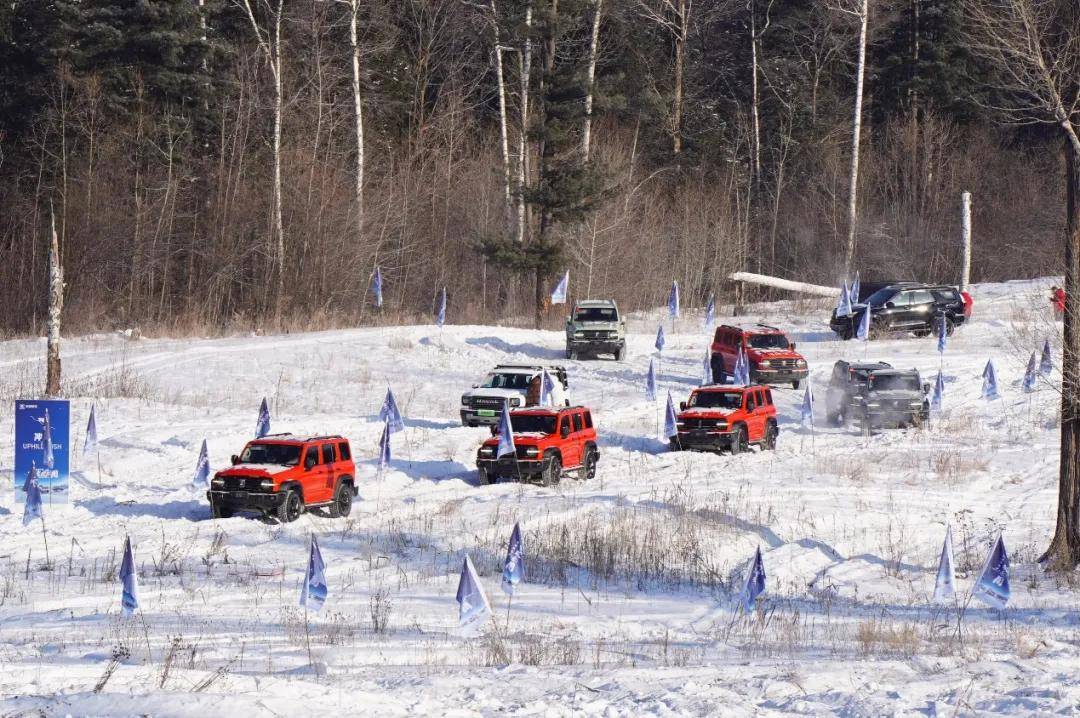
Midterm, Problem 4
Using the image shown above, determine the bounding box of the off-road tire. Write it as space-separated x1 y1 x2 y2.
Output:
729 425 748 455
580 447 598 480
762 422 778 450
565 347 572 359
669 438 681 452
212 504 233 519
933 316 955 338
791 380 801 390
541 454 562 487
327 481 353 518
569 350 579 361
913 329 931 338
276 489 304 524
615 345 626 361
839 327 853 341
477 467 492 486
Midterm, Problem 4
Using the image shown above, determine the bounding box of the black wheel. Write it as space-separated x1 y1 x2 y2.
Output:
327 481 353 518
275 489 304 524
791 380 801 390
762 422 778 450
565 347 572 359
669 438 681 452
913 329 931 338
580 447 598 480
477 467 492 486
729 425 748 455
615 346 626 361
711 356 725 384
541 454 562 486
839 327 853 341
933 317 955 337
212 504 234 519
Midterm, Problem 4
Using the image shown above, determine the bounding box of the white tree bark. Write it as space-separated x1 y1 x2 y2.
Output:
489 2 514 230
46 208 63 397
960 190 972 290
516 3 533 245
843 0 869 276
349 0 365 223
582 0 603 160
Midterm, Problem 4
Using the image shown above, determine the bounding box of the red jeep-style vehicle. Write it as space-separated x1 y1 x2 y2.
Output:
710 324 808 389
672 385 779 454
207 434 357 523
475 406 599 486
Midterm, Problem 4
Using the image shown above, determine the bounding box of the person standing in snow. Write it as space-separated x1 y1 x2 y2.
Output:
1051 286 1066 321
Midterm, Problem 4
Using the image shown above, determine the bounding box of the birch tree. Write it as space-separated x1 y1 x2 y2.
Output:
635 0 692 155
45 208 63 397
960 0 1080 568
582 0 603 160
840 0 869 277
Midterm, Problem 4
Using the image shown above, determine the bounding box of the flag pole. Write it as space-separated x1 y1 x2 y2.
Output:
303 533 313 667
505 592 513 631
40 512 51 569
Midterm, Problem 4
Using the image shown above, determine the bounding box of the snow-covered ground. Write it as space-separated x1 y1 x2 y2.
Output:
1 278 1078 716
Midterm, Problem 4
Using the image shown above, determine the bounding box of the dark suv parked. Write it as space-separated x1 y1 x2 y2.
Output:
825 360 930 430
830 283 966 340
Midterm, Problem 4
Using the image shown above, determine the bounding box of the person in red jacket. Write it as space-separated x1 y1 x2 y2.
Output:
1051 286 1066 320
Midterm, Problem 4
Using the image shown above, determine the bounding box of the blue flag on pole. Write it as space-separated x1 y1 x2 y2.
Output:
43 408 55 470
733 346 751 386
192 439 210 487
664 391 678 439
551 271 569 305
741 546 766 613
120 535 139 616
931 371 944 413
849 273 860 306
436 287 447 327
933 526 956 602
300 534 328 612
23 463 43 526
378 418 391 469
655 325 665 353
84 404 98 458
380 387 405 434
856 306 871 342
372 266 384 307
256 397 271 439
668 280 680 319
1040 339 1053 376
972 534 1010 609
800 380 814 427
836 283 852 318
704 295 716 332
937 314 948 354
540 369 557 407
1023 351 1038 392
456 554 492 636
497 402 516 458
501 522 525 596
646 358 657 401
982 359 1000 400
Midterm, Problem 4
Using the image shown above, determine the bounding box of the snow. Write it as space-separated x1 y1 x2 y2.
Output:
1 277 1079 716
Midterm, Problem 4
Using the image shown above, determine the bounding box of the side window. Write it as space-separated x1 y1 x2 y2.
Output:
583 411 593 429
892 292 911 307
573 413 584 432
306 446 321 466
745 392 757 412
911 290 934 305
322 444 335 464
338 442 351 461
557 416 568 435
764 389 773 406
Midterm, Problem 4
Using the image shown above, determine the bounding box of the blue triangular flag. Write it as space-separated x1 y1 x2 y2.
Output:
655 325 665 353
84 404 99 457
982 359 999 400
120 536 139 616
436 287 447 327
733 346 751 386
380 387 405 433
192 439 211 487
971 534 1010 609
1039 339 1053 376
456 554 491 635
849 273 860 306
646 358 657 402
664 391 678 439
856 306 871 341
931 371 944 413
540 369 557 407
497 402 516 458
43 408 55 470
836 283 852 318
668 280 680 319
937 314 948 354
704 295 716 331
378 418 392 469
23 462 43 527
741 546 766 613
300 534 328 612
933 526 956 602
372 266 384 307
800 380 814 427
550 271 569 305
1022 351 1038 392
501 522 525 596
256 397 271 439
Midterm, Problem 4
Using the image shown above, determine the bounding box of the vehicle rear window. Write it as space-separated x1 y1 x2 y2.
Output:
322 444 335 463
909 290 934 305
338 442 351 461
481 373 532 390
509 414 557 434
932 288 958 302
870 374 919 391
240 443 301 466
764 389 773 405
573 413 584 432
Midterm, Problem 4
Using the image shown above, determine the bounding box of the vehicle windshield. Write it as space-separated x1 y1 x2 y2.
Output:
747 333 790 350
863 288 897 307
509 414 557 434
574 307 617 322
869 374 919 392
481 372 533 390
240 443 302 466
689 391 744 410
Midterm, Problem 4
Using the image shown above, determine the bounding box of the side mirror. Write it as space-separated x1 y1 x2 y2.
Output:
789 343 796 351
566 316 572 323
231 454 240 465
679 402 687 411
471 383 479 389
923 382 931 394
489 425 498 436
885 302 895 309
304 454 317 470
560 424 570 439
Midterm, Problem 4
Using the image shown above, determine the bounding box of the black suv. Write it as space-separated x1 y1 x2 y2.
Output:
830 283 966 340
825 360 930 430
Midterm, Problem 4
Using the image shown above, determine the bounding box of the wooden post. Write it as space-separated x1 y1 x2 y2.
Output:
960 191 972 291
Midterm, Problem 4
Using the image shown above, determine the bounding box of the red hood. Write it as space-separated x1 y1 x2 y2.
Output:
745 346 801 362
215 463 299 479
677 407 733 421
482 432 552 448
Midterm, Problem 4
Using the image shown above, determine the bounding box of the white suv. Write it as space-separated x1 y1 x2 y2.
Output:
460 365 569 427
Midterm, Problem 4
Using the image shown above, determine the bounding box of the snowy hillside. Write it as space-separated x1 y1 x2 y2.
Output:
2 278 1078 716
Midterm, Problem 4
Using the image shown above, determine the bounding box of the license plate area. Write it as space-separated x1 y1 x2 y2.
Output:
477 409 496 417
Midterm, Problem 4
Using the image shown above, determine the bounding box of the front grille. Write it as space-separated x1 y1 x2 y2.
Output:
681 418 721 430
580 330 614 339
471 397 506 409
515 446 539 459
222 477 265 491
762 358 798 370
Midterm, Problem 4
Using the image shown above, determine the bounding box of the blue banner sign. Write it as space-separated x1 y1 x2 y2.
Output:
14 399 70 504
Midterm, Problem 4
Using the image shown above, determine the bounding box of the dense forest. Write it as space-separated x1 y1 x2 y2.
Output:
0 0 1074 334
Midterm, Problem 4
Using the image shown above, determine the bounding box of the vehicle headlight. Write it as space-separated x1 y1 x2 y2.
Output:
461 396 470 405
574 331 585 338
716 421 728 430
479 446 495 457
509 397 521 407
676 422 685 429
759 360 771 368
259 479 273 491
796 359 807 367
211 477 224 487
524 446 539 457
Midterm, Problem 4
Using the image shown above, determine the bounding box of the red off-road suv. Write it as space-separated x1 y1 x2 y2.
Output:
475 406 599 486
207 434 357 523
710 324 808 389
672 385 778 454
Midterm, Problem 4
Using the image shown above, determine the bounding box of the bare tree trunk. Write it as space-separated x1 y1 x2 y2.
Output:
349 0 365 223
535 0 558 330
843 0 869 276
490 2 514 229
516 4 533 245
46 209 63 397
582 0 602 160
672 0 687 156
960 190 972 291
750 1 761 185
